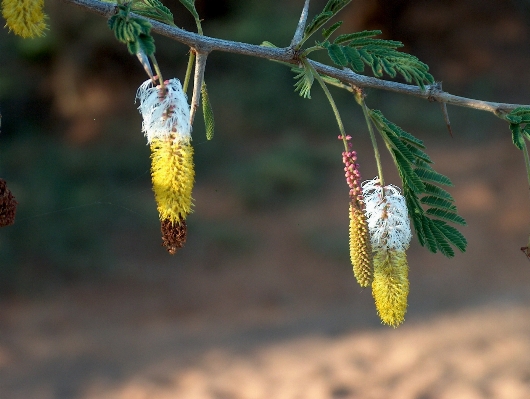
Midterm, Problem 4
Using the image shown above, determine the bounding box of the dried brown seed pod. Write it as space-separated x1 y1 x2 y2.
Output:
161 218 187 255
0 178 17 227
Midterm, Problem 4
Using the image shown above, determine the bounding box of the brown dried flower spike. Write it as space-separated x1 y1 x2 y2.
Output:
161 218 187 254
0 178 17 227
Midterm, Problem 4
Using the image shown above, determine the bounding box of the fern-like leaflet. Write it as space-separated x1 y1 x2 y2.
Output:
320 30 434 89
293 66 314 99
303 0 352 41
506 107 530 150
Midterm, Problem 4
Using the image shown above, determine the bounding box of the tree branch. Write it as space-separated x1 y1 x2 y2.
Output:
290 0 311 48
61 0 528 118
189 51 208 126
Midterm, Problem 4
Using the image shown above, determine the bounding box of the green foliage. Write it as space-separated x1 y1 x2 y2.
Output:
108 4 155 56
341 46 364 72
131 0 175 26
293 65 314 99
201 82 215 140
327 43 348 66
369 109 467 257
319 31 434 89
414 167 453 186
420 196 456 211
129 35 155 56
178 0 200 21
511 122 524 150
303 0 351 40
323 0 352 14
507 107 530 150
333 30 382 45
321 22 343 41
304 11 334 40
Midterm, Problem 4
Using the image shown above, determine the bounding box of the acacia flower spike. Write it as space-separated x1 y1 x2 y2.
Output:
151 137 195 254
151 138 195 223
349 203 373 287
362 177 411 251
372 249 409 327
137 75 195 254
136 78 191 143
363 177 411 327
341 135 363 206
2 0 47 38
341 135 373 287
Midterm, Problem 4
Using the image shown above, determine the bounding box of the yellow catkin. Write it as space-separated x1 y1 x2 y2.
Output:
349 203 373 287
150 138 195 224
2 0 47 38
372 250 409 327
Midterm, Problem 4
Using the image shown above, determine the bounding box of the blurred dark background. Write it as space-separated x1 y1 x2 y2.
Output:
1 0 529 293
2 1 530 397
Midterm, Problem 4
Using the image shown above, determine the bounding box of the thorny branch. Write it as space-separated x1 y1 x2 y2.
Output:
290 0 311 48
62 0 528 119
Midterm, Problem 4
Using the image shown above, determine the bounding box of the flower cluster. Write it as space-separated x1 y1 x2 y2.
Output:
349 204 373 287
137 78 195 254
341 135 373 287
150 137 194 222
362 177 411 327
341 135 363 206
137 78 191 144
362 178 411 252
371 250 409 327
1 0 47 38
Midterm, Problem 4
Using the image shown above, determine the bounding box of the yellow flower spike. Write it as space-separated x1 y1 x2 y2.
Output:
372 249 409 327
150 137 195 254
2 0 47 38
349 203 373 287
341 135 374 287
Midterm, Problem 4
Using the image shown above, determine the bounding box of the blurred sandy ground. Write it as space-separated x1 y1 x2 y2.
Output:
2 138 530 398
2 0 530 398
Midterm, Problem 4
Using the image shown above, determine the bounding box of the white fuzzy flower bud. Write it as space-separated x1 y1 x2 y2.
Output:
362 177 412 251
136 78 191 143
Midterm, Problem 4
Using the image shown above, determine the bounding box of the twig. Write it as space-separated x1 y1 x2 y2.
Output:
61 0 529 118
189 51 208 126
290 0 311 49
183 51 195 93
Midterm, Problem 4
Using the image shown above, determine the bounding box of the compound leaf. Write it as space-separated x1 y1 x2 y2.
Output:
322 21 343 40
327 43 348 66
334 29 382 45
425 208 467 226
293 66 314 99
414 167 453 186
431 219 467 252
